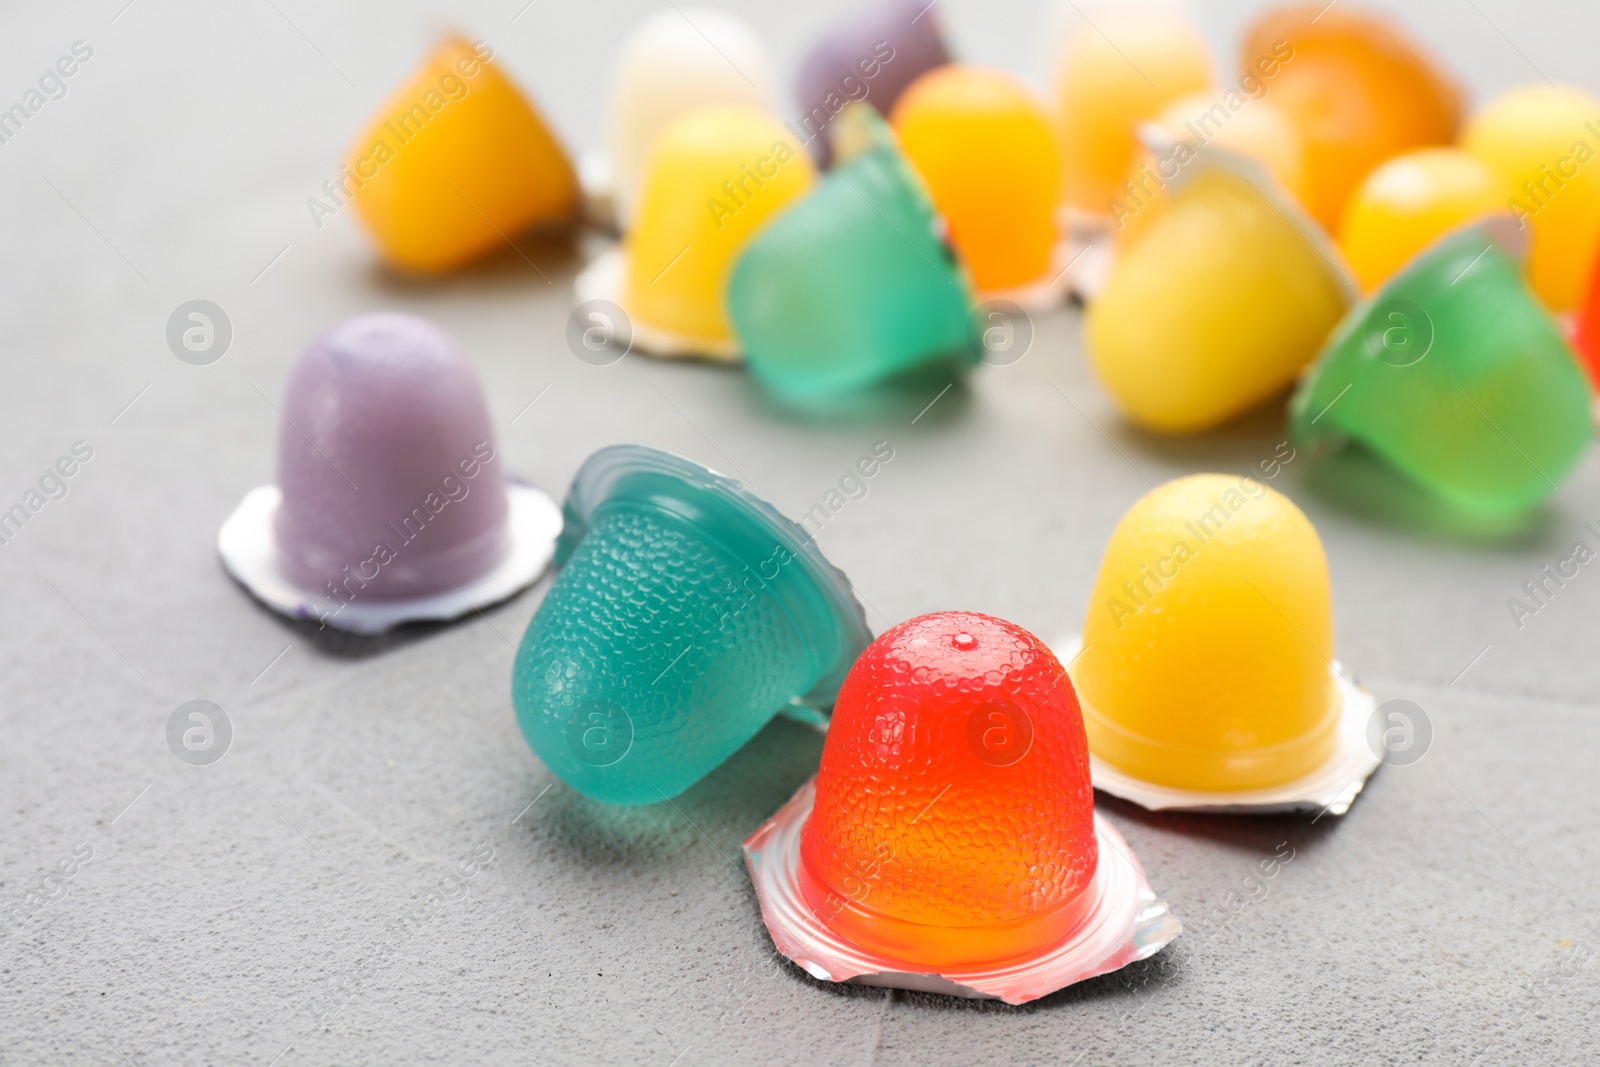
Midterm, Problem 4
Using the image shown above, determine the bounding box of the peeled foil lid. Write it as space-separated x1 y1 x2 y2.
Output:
743 777 1181 1005
217 482 561 634
1054 635 1382 816
574 246 743 362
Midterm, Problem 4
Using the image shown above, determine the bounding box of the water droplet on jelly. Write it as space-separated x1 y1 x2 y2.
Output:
951 632 977 651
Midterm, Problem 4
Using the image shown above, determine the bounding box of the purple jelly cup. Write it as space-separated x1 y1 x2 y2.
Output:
219 312 561 633
793 0 952 167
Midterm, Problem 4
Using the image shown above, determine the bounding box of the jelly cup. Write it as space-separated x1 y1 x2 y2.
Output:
345 37 579 273
574 106 815 360
727 104 978 401
1462 84 1600 312
1291 219 1594 516
1066 475 1380 813
891 66 1064 301
217 313 561 634
511 445 872 805
1052 7 1213 216
793 0 951 168
1572 248 1600 393
1086 140 1354 433
595 8 774 230
745 612 1179 1004
1242 4 1462 233
1337 148 1502 293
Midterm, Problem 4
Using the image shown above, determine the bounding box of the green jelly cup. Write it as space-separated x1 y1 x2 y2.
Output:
1290 218 1593 516
511 445 873 805
727 103 978 401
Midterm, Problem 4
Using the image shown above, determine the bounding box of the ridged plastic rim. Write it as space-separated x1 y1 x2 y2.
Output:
557 444 874 709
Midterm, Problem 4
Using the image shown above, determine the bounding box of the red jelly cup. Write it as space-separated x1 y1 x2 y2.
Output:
744 611 1180 1003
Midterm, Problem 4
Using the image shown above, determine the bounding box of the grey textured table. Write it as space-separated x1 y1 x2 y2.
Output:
2 1 1598 1064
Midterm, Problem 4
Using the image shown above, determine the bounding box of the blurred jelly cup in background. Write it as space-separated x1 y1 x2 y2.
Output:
1291 220 1594 516
1243 4 1461 234
744 612 1179 1003
1086 143 1353 433
511 446 872 805
577 106 815 360
1051 6 1212 221
1463 84 1600 313
1338 148 1502 293
1114 91 1305 246
727 105 977 402
345 37 578 274
597 8 774 230
1072 476 1344 793
217 313 561 633
891 65 1062 300
793 0 951 168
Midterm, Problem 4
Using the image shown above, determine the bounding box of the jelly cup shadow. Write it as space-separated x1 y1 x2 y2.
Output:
749 366 974 427
362 228 580 292
1088 793 1346 856
529 716 825 868
1302 444 1556 547
233 582 524 661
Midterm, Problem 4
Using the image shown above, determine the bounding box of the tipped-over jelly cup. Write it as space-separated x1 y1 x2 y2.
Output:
1071 475 1380 810
727 104 978 400
891 66 1063 299
1291 219 1594 516
1241 5 1461 233
345 37 579 273
217 313 561 633
601 9 774 229
1087 142 1354 433
793 0 951 168
511 445 872 805
744 612 1179 1003
1052 7 1212 216
575 106 815 359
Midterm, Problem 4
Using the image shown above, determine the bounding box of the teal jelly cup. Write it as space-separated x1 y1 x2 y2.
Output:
727 103 978 402
1290 218 1594 516
511 445 873 805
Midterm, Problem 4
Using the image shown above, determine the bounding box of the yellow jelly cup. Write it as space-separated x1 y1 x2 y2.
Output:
1463 84 1600 313
1086 141 1354 433
345 37 579 274
591 105 814 359
1052 8 1213 217
1073 475 1342 794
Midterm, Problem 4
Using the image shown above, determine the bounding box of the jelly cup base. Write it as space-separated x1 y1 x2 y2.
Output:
743 777 1181 1005
1056 206 1118 302
574 246 743 361
218 482 561 635
576 150 619 234
1054 635 1382 816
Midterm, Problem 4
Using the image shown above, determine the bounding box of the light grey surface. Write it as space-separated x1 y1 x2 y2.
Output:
2 1 1599 1064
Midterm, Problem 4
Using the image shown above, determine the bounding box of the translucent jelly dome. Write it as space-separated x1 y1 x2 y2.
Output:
891 66 1061 293
273 312 512 601
346 37 577 273
606 9 774 227
1338 148 1501 293
1053 8 1213 214
1242 5 1461 233
799 612 1098 969
1075 475 1340 792
625 106 815 345
1464 85 1600 312
1086 165 1349 433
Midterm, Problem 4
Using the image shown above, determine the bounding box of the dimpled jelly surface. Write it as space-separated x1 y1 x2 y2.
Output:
800 612 1097 952
1076 475 1339 792
512 499 813 806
